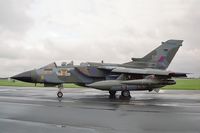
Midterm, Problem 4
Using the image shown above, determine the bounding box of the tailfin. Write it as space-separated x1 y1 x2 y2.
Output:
123 39 183 70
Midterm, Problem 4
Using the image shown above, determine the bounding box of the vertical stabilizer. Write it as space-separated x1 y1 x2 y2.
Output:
123 40 183 70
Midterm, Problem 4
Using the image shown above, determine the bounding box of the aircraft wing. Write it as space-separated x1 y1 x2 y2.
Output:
111 67 187 77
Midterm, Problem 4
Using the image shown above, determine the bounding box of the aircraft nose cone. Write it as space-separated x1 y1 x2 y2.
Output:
11 70 33 82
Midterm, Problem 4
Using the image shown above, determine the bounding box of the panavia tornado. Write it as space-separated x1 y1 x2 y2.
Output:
12 40 187 99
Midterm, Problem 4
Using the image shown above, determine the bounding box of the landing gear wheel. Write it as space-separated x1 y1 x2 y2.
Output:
122 90 130 97
109 90 116 99
120 90 131 99
57 91 63 98
109 90 116 96
57 84 64 98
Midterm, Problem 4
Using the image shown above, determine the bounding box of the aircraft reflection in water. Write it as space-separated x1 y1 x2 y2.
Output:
12 40 187 99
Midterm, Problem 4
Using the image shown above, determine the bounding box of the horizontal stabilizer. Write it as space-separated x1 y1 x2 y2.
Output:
131 58 143 61
168 72 188 77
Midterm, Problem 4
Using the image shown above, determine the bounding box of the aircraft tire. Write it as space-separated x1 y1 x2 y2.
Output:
57 92 63 98
121 90 131 98
109 90 116 99
109 90 116 96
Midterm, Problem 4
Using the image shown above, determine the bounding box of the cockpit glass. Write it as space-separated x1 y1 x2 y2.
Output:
40 62 57 69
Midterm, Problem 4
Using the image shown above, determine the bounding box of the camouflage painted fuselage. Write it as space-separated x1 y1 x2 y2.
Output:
12 40 186 92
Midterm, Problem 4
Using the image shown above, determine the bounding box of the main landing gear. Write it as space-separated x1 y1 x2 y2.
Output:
109 90 116 99
109 90 131 99
120 90 131 99
57 84 64 98
121 90 131 97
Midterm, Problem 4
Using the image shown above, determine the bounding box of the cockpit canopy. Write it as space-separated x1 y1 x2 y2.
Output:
40 61 75 69
40 62 57 69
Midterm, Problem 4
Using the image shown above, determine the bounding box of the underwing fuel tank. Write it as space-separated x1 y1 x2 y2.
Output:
122 79 176 85
87 80 121 90
87 79 176 89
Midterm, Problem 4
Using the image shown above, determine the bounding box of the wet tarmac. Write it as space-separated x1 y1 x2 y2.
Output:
0 86 200 133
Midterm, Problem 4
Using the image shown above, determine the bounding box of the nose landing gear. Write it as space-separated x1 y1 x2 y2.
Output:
57 91 63 98
57 84 64 98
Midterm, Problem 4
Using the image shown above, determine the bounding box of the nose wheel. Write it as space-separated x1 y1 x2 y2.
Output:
57 84 64 98
57 91 63 98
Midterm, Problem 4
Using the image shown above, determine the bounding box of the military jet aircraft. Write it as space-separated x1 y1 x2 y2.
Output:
11 40 187 99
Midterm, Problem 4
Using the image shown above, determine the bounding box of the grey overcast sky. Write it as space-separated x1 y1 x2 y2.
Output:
0 0 200 77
